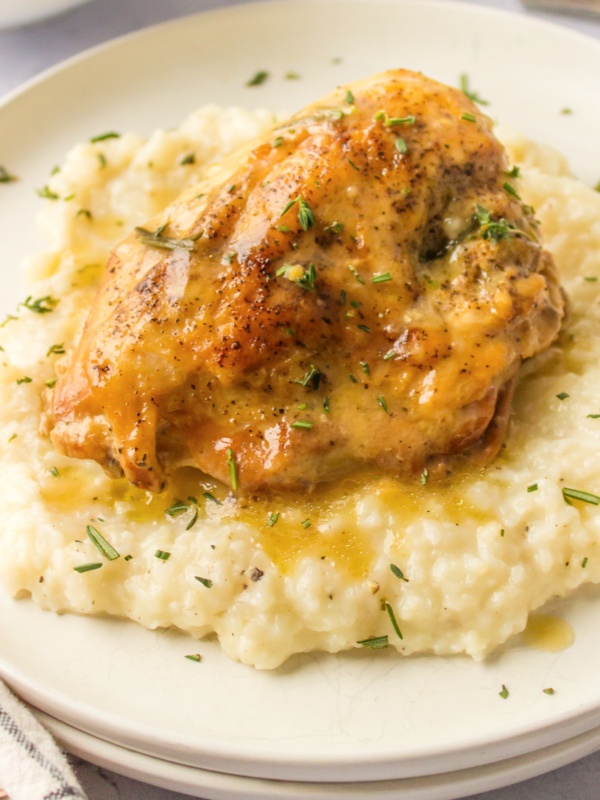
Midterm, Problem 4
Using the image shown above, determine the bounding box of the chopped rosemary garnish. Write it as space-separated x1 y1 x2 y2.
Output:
20 295 58 314
86 524 120 561
227 447 238 490
291 420 314 430
73 563 102 573
280 196 316 231
165 501 189 516
325 221 343 235
377 395 388 414
349 374 358 383
348 159 360 171
461 113 477 123
135 226 201 251
556 392 569 401
301 519 311 528
348 265 365 284
16 377 32 385
358 324 371 333
46 343 65 357
36 186 59 200
294 365 321 390
267 512 280 527
475 205 517 244
345 89 354 104
385 602 403 640
195 576 213 588
372 272 391 283
527 483 538 493
186 509 199 530
562 488 600 505
360 362 370 375
503 182 521 200
499 684 509 699
383 350 396 361
155 550 171 560
323 396 330 414
390 563 408 581
0 166 17 183
90 131 120 143
357 635 388 649
49 467 59 478
459 74 489 105
185 654 202 662
395 137 408 154
203 492 221 505
180 153 195 165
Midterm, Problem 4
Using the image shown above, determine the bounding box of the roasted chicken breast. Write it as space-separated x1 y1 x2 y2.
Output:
49 70 566 492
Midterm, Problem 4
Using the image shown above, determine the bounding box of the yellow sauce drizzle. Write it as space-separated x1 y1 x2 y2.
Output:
522 614 575 652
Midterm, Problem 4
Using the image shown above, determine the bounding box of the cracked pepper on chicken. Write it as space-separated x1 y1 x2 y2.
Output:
47 69 566 492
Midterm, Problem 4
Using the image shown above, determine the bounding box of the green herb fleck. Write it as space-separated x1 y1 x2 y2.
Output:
185 653 201 662
291 420 314 430
528 483 538 493
227 447 238 491
20 295 58 314
135 225 200 252
562 487 600 505
8 433 17 442
503 182 521 200
90 131 120 143
461 113 477 123
0 166 17 183
267 512 280 527
73 562 102 573
246 70 269 86
459 74 489 105
360 362 370 375
301 518 311 528
195 576 213 588
49 467 59 478
500 529 505 537
543 687 555 694
582 557 589 568
86 524 120 561
44 377 58 388
377 395 388 414
180 153 195 165
294 365 321 390
505 166 521 178
499 684 509 699
587 414 600 419
76 209 92 220
556 392 569 401
285 71 300 80
395 137 408 154
390 563 408 581
345 89 354 104
325 220 343 235
348 158 360 171
98 153 107 169
46 343 65 357
358 324 371 333
36 186 59 200
165 501 189 516
385 602 403 640
16 377 32 385
372 272 392 283
274 136 283 148
357 635 389 649
348 265 365 284
421 468 429 485
124 555 133 561
323 396 330 414
155 550 171 561
203 492 221 505
186 509 199 531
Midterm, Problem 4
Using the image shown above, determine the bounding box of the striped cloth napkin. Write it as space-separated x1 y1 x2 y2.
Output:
0 681 87 800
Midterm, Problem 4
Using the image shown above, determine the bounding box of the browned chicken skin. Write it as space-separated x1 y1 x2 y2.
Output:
49 70 566 492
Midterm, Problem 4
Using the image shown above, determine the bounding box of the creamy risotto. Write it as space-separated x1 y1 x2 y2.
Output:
1 107 599 669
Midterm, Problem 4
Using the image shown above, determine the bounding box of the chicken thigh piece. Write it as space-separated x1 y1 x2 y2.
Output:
49 69 566 493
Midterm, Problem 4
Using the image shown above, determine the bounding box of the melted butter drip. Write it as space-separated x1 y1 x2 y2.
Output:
40 463 496 576
523 614 575 652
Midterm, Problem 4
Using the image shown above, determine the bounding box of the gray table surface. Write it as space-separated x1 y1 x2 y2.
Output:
2 0 600 798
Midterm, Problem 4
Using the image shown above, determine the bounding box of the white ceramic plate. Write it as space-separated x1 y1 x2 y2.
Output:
0 0 92 30
1 0 600 786
33 708 600 800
